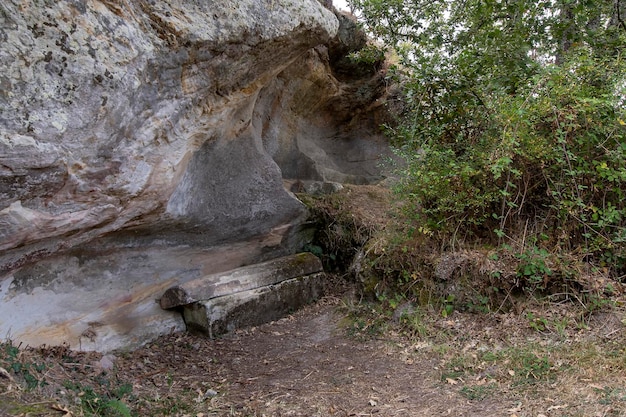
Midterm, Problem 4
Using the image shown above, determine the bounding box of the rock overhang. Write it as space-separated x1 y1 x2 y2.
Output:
0 0 392 352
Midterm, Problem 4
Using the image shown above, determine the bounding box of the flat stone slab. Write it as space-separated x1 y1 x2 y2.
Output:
159 252 326 337
183 272 325 337
159 252 323 309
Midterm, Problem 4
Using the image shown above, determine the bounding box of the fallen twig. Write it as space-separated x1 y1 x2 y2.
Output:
0 366 14 381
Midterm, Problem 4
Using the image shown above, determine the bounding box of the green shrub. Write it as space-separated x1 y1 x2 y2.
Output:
392 48 626 280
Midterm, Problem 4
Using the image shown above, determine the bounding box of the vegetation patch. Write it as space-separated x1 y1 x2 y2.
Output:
322 0 626 321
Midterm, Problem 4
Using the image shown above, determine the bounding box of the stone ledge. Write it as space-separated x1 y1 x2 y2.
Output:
160 252 323 309
183 272 325 337
159 252 326 337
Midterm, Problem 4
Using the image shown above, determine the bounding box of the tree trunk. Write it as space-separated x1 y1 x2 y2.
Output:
610 0 626 31
555 3 575 65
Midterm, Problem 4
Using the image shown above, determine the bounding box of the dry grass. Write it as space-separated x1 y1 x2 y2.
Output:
2 289 625 417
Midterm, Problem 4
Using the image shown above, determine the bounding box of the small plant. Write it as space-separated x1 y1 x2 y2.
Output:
513 352 553 385
1 341 46 390
460 383 496 401
341 300 389 340
441 295 455 317
467 293 492 314
551 317 570 338
595 386 626 405
149 397 194 416
347 43 386 66
63 379 133 417
525 312 548 332
583 294 615 316
303 243 324 258
440 355 472 382
396 307 429 339
516 246 553 291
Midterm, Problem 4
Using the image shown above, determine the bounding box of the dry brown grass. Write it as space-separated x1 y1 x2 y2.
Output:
2 289 625 417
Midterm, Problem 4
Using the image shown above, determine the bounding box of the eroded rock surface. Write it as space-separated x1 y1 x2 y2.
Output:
0 0 392 351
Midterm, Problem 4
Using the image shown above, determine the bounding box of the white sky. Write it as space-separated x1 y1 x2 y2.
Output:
333 0 350 12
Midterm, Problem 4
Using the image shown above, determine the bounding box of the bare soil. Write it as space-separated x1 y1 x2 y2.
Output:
1 286 625 417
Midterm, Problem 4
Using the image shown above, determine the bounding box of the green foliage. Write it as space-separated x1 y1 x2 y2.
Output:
63 379 133 417
525 312 549 332
440 294 455 317
303 243 324 259
466 292 492 313
516 245 553 290
1 341 46 390
395 49 626 253
514 352 553 385
396 308 429 339
459 384 496 401
582 293 616 316
352 0 626 284
347 43 386 66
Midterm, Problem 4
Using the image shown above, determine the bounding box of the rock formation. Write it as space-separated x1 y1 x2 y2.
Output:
0 0 392 351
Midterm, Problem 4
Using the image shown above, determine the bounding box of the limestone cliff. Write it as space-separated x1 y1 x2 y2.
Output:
0 0 391 351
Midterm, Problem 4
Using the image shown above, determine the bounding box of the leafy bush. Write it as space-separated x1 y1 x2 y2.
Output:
353 2 624 277
393 49 626 278
347 43 386 66
345 0 626 301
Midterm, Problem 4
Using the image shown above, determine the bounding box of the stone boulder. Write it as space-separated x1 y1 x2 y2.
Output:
0 0 392 351
160 252 325 337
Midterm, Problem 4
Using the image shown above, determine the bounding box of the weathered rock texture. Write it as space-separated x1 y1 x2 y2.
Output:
184 272 325 338
161 252 325 337
160 252 323 309
0 0 392 351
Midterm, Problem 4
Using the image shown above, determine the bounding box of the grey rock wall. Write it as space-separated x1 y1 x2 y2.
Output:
0 0 391 351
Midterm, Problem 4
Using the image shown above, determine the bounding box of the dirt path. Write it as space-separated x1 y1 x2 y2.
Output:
115 297 510 416
2 291 625 417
